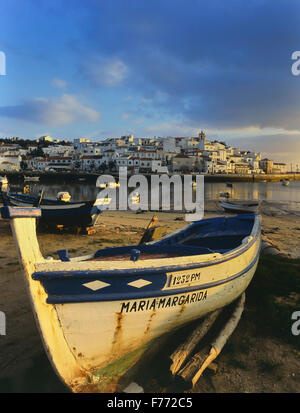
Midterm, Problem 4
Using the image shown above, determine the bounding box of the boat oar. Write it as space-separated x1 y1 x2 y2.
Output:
177 293 245 388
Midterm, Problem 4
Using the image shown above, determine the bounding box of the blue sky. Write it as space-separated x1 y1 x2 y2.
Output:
0 0 300 165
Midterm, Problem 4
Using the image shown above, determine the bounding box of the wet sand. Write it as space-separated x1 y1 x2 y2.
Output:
0 200 299 393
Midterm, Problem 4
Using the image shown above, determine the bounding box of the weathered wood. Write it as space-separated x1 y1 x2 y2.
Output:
177 293 245 387
170 309 222 375
177 344 211 385
210 293 245 354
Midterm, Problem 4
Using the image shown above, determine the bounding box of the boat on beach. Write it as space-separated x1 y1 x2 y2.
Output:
1 206 261 392
220 200 259 214
1 191 111 228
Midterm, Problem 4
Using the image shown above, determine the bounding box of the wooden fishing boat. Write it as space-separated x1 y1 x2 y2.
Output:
1 191 111 228
220 200 259 214
1 206 261 393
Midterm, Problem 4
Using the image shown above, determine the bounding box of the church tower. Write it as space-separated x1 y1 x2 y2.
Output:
199 131 206 150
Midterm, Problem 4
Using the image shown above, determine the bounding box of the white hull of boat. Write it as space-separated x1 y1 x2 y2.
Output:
220 201 258 213
54 252 258 389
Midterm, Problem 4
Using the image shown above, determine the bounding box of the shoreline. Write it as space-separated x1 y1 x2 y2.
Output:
1 171 300 184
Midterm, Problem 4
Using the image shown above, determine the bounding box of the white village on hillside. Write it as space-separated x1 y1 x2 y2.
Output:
0 131 288 175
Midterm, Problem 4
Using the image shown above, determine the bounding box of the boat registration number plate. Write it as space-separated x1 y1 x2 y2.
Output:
165 269 201 289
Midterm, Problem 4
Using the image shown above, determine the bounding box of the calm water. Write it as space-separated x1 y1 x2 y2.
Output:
20 179 300 203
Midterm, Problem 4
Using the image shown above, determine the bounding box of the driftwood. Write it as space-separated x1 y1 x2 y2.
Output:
170 309 222 375
177 293 245 388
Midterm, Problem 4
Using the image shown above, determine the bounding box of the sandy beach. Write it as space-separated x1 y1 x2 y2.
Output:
0 200 299 393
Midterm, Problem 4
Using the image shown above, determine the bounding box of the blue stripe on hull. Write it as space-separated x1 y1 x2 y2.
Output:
33 247 260 304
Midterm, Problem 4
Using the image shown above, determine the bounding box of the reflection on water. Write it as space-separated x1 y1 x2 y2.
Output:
19 179 300 203
205 180 300 202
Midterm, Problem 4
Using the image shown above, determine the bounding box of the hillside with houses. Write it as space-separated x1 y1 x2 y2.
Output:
0 132 288 175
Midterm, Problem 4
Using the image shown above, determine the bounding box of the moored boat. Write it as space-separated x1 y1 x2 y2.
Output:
220 200 259 214
281 179 290 186
1 191 111 228
1 206 261 392
219 191 230 198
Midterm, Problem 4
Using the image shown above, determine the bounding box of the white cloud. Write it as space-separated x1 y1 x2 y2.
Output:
84 57 128 87
51 78 67 90
0 94 100 126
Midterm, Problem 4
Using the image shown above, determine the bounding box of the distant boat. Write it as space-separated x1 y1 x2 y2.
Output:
281 180 290 186
99 182 120 189
1 207 261 393
220 200 259 214
219 191 230 199
1 191 111 228
24 176 40 182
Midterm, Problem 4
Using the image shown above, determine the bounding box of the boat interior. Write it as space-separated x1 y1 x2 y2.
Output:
81 214 256 262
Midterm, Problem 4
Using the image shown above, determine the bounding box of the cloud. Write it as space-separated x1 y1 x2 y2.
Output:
2 0 300 147
143 121 199 137
81 57 129 87
51 77 67 89
228 133 300 164
73 0 300 131
0 94 100 126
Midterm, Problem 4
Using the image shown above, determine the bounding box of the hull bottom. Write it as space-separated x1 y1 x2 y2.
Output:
71 336 165 393
62 258 258 393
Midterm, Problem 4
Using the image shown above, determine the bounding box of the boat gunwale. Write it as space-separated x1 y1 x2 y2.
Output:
41 244 261 304
33 215 261 279
6 193 96 207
